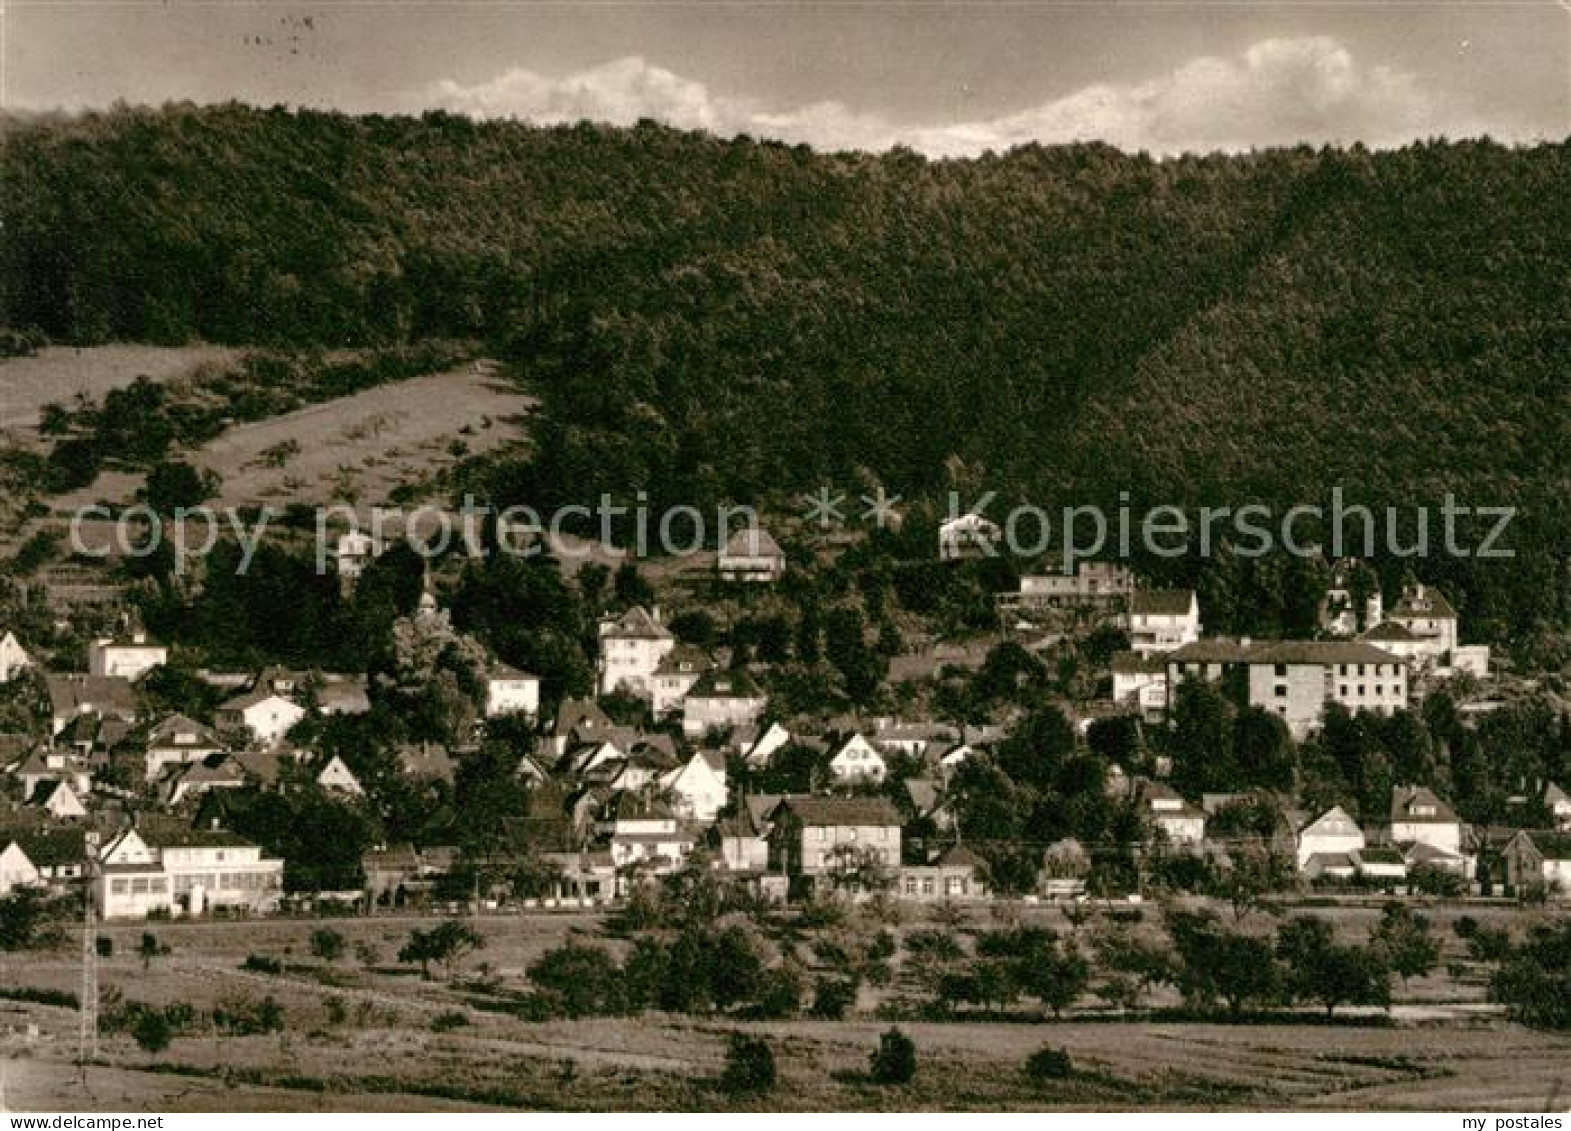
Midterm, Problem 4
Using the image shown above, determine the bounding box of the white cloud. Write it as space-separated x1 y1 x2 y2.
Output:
422 38 1490 157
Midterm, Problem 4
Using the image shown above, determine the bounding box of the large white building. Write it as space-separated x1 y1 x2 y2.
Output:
484 663 541 719
96 826 284 919
596 606 675 698
1165 638 1408 740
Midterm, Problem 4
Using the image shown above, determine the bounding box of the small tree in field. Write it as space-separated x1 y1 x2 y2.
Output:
310 927 347 964
399 919 483 981
869 1027 916 1085
1370 903 1439 986
720 1033 777 1094
132 1010 173 1055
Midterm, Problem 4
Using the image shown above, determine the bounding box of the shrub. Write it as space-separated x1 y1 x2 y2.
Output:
131 1010 173 1055
241 953 283 975
526 942 624 1017
431 1010 470 1032
719 1033 777 1094
1024 1045 1074 1082
95 936 113 958
310 928 347 963
869 1027 916 1085
810 977 857 1020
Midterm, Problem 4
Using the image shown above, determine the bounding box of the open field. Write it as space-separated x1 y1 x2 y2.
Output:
0 345 239 434
46 359 531 516
2 907 1567 1112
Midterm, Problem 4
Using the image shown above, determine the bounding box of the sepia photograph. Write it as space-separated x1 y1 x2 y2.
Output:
0 0 1568 1119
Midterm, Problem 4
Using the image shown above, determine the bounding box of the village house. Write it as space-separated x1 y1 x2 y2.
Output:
1295 805 1366 877
315 754 364 795
711 803 769 873
938 512 1001 561
1111 651 1168 718
1384 582 1458 660
1009 562 1135 610
1041 837 1090 899
0 630 31 683
1388 785 1464 857
16 745 93 799
334 530 384 593
484 662 541 719
31 779 87 819
52 711 130 767
742 721 792 769
215 688 306 747
1500 830 1571 898
717 526 786 583
1138 780 1206 845
88 629 168 682
681 669 767 738
660 749 729 822
143 713 227 782
1544 783 1571 831
46 674 137 737
1126 589 1201 657
96 825 284 920
0 837 42 894
161 754 248 807
545 698 613 762
1318 559 1383 637
596 606 676 698
650 645 713 716
828 733 887 783
767 795 902 883
602 795 694 881
900 843 990 901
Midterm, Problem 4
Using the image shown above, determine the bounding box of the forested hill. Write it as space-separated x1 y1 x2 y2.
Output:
3 105 1569 641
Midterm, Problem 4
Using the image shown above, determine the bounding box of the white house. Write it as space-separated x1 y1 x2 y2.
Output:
1384 582 1458 664
1126 590 1200 657
828 733 887 783
596 606 675 698
718 526 786 583
335 530 384 591
484 663 541 719
0 631 31 683
1111 651 1168 716
1296 805 1366 874
88 631 168 681
681 669 767 739
660 750 729 822
96 826 284 920
31 779 87 819
650 645 712 716
315 754 364 795
143 713 226 782
1138 781 1205 845
939 512 1001 561
0 839 41 895
1544 782 1571 831
743 721 792 769
1389 784 1462 856
215 689 306 747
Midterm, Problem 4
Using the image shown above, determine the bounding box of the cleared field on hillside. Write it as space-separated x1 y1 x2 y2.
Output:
0 345 238 434
3 909 1566 1113
42 359 531 516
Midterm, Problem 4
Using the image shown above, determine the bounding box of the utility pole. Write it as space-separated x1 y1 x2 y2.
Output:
78 831 100 1080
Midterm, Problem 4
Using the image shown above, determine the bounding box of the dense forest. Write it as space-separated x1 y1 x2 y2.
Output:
3 105 1568 649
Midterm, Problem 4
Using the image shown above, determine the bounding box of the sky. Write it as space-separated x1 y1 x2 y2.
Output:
4 2 1568 156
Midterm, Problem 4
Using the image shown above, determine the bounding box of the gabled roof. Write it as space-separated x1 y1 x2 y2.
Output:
602 606 672 641
1391 784 1459 825
1129 589 1196 617
135 820 254 849
1388 585 1458 621
553 698 612 737
934 843 987 870
1542 782 1569 809
398 743 456 782
1112 650 1167 675
654 644 713 678
772 795 901 828
721 527 784 560
218 686 298 712
6 827 87 867
1358 621 1424 643
488 662 539 682
688 668 762 700
1248 640 1405 667
46 674 137 720
147 713 223 749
